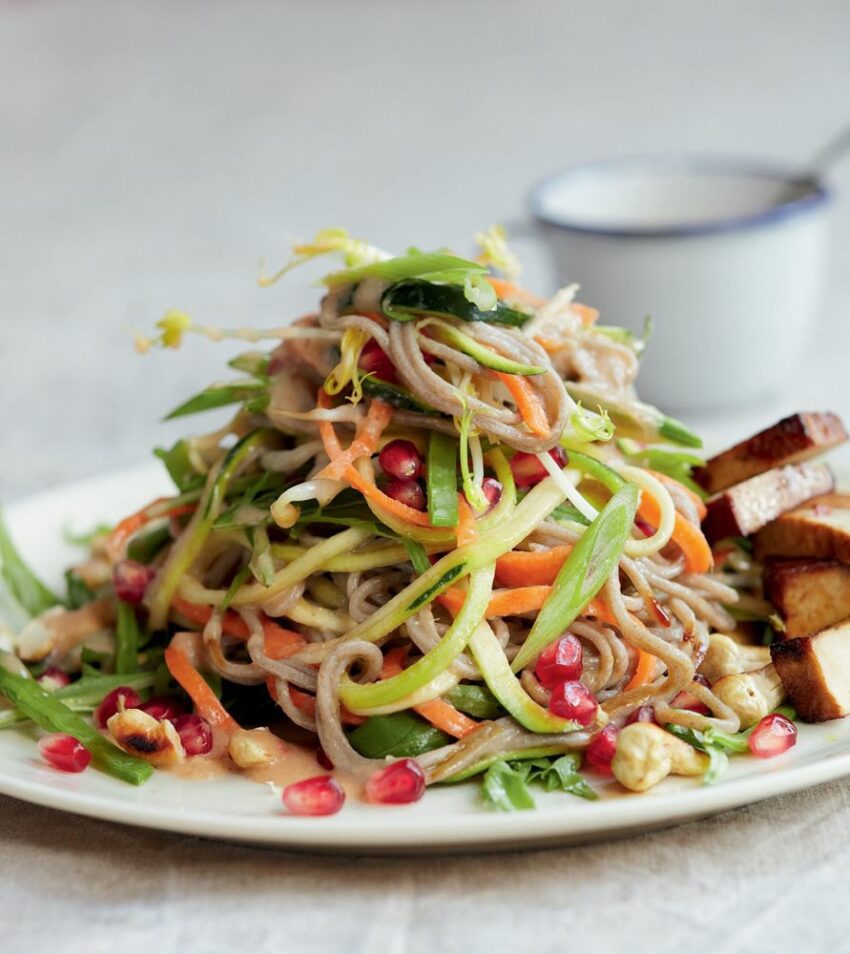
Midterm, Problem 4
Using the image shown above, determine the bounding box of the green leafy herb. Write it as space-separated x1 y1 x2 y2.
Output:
64 570 97 610
481 760 537 811
348 711 450 758
0 509 60 617
154 439 204 492
443 683 503 719
293 488 398 538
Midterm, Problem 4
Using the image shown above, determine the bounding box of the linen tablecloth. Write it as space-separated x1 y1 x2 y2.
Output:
2 2 850 951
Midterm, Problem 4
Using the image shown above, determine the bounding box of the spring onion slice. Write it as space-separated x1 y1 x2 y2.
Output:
114 602 140 675
511 483 639 672
340 567 494 713
468 623 579 734
427 431 460 527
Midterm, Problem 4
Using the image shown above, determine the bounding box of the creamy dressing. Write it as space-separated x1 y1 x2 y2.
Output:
169 727 362 797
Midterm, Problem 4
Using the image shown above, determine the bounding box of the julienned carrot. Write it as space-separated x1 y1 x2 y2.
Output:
488 278 546 309
105 499 195 559
647 469 708 520
623 648 659 691
437 585 617 626
571 303 599 326
381 649 478 738
315 399 393 481
494 546 572 587
637 492 712 575
495 372 549 438
164 645 240 735
456 495 478 547
171 596 306 657
317 390 432 527
268 681 364 726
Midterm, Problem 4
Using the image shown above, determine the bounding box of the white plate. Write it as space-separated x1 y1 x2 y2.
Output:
3 464 850 855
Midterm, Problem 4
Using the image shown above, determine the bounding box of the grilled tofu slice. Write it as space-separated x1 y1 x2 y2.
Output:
694 412 847 495
771 620 850 721
756 493 850 563
764 558 850 638
702 463 835 543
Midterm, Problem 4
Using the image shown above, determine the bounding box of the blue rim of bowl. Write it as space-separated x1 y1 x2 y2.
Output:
527 155 832 239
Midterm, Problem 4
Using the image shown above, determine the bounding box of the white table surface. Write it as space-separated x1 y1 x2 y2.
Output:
2 1 850 951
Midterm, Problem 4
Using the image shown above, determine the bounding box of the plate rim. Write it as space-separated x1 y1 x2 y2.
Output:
3 461 850 854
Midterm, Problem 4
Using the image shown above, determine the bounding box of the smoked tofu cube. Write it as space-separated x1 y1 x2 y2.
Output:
695 412 847 495
756 494 850 563
763 558 850 638
771 621 850 721
702 463 835 543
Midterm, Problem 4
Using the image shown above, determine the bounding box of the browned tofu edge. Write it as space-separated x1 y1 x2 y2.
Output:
695 413 848 494
763 558 850 638
771 631 850 722
702 463 835 542
756 493 850 563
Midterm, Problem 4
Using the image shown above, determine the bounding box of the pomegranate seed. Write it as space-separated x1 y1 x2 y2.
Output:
38 733 91 773
139 696 184 722
748 713 797 759
585 724 619 773
282 776 345 816
635 516 656 538
535 634 583 689
316 747 334 770
365 758 426 805
627 704 658 725
549 681 598 726
385 478 426 511
94 686 142 728
509 447 567 489
359 340 397 382
38 666 71 691
379 439 423 480
480 478 502 511
672 689 710 715
172 714 214 756
113 560 155 604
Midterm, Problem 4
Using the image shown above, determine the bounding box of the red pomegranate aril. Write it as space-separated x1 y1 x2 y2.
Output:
283 776 345 816
635 516 656 538
385 478 426 511
549 681 598 727
480 478 502 510
139 696 185 722
113 559 155 604
535 634 583 689
172 714 214 756
38 667 71 691
672 689 710 715
359 340 397 382
379 439 423 480
366 758 426 805
585 724 619 773
94 686 142 728
315 746 334 770
748 713 797 759
509 447 567 489
38 733 91 773
627 705 658 726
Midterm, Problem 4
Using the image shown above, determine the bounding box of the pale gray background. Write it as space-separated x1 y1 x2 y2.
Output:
2 2 850 952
